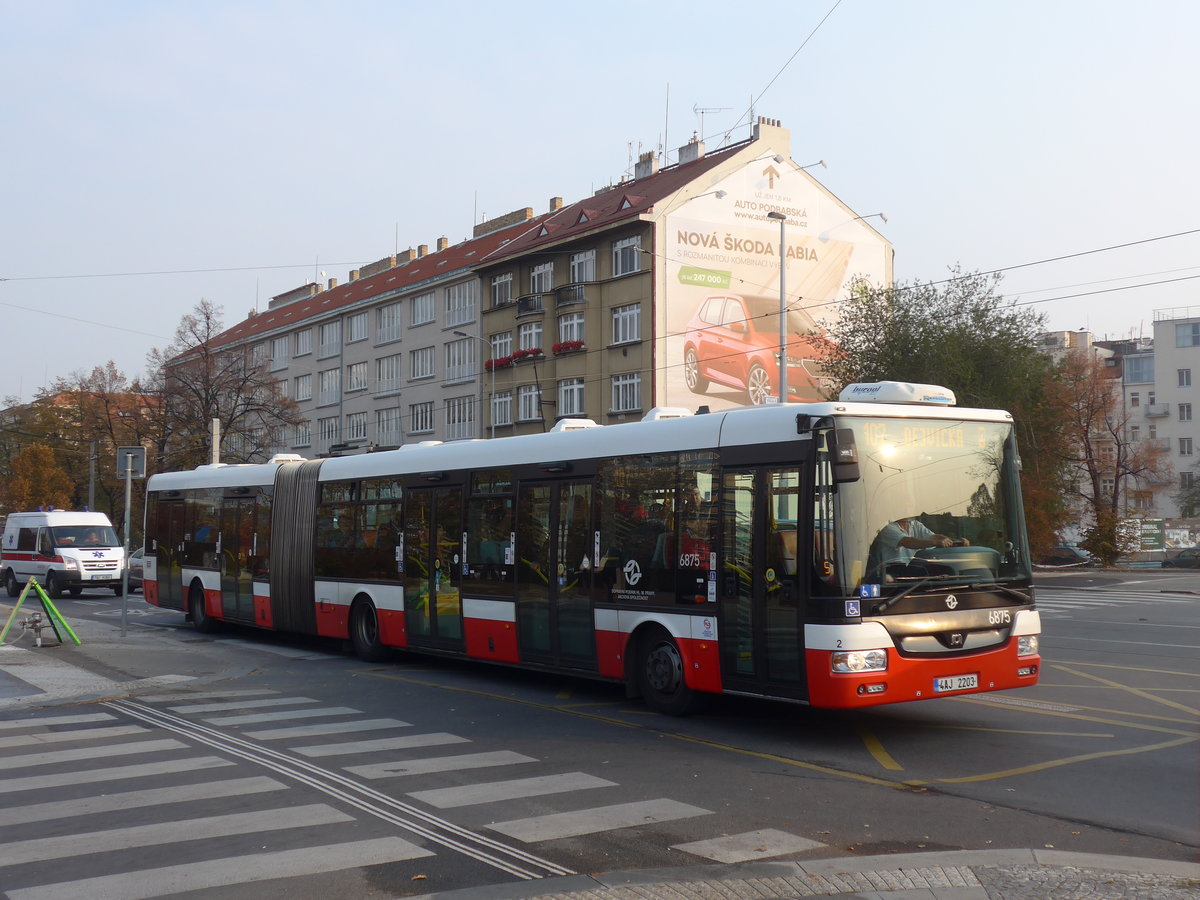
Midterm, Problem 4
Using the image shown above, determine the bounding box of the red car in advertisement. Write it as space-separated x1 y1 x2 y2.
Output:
682 293 831 405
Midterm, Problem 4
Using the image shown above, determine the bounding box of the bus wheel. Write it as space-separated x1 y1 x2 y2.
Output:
637 629 707 716
350 599 389 662
45 573 63 599
190 583 218 634
4 571 19 598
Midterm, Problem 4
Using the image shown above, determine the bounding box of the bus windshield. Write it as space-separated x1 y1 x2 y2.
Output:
835 417 1030 594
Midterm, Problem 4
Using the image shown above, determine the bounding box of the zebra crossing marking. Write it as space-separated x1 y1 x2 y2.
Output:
0 712 115 731
202 705 362 726
487 798 712 842
672 828 825 862
0 724 149 749
294 731 469 757
0 738 186 771
0 756 235 794
166 696 319 713
5 837 433 900
346 749 538 779
0 803 352 866
244 717 411 740
409 771 616 810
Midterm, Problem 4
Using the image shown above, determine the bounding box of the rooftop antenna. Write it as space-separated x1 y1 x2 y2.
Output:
662 83 670 165
693 104 731 141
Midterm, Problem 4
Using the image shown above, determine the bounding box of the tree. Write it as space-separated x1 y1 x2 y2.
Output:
1 443 73 512
145 299 303 471
1055 350 1170 564
822 268 1073 555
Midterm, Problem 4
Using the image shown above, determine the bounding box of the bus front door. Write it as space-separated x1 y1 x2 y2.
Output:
219 497 256 622
516 481 596 669
404 487 464 651
155 500 187 610
719 467 806 700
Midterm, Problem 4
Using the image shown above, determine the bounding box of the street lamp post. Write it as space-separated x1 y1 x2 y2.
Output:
766 210 788 405
453 330 494 439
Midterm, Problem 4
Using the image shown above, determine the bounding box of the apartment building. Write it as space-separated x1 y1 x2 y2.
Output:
181 117 892 458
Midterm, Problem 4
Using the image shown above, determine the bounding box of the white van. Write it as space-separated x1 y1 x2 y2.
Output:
1 511 126 599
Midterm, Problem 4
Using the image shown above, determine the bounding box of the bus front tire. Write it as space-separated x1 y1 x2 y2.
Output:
637 628 707 717
190 584 218 634
350 599 389 662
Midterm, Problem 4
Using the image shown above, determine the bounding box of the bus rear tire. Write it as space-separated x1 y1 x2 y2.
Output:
350 599 389 662
637 628 707 717
190 583 218 634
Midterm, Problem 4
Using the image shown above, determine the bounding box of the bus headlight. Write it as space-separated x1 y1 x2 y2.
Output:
1017 635 1039 657
832 649 887 673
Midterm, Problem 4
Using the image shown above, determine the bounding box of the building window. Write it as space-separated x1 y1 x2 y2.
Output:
411 291 435 326
346 362 368 393
346 412 367 441
376 408 401 447
558 378 585 416
446 396 475 441
294 329 312 357
570 249 596 283
1181 403 1193 422
1130 392 1140 407
252 343 268 367
1183 471 1196 490
446 281 477 327
318 416 340 445
409 402 434 435
490 331 512 361
277 378 289 399
1148 391 1156 405
1180 369 1193 388
1123 356 1154 384
558 312 585 344
518 321 543 351
1181 438 1194 457
491 273 512 308
1129 425 1140 442
446 338 475 383
346 312 368 344
294 373 313 402
377 302 402 344
492 391 512 427
410 346 435 380
612 373 641 412
530 262 554 294
612 303 641 344
518 385 541 422
319 368 341 406
318 321 341 358
613 235 641 276
1149 424 1158 439
1176 323 1200 347
295 422 311 447
270 337 289 371
377 353 402 394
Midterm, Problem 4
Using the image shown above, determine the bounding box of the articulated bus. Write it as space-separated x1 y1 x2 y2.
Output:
143 381 1040 714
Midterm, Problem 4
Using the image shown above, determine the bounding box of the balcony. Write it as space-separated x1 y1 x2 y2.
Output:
1144 404 1170 418
516 294 546 316
555 284 588 307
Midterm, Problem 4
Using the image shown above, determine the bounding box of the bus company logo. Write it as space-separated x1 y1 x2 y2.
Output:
945 594 958 609
623 559 643 586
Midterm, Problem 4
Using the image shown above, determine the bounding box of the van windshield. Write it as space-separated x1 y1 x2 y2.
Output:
51 526 121 549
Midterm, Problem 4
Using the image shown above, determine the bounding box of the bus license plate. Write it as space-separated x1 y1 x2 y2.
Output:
934 673 978 693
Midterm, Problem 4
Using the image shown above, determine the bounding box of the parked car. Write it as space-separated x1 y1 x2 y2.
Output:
127 547 145 591
1037 545 1099 567
1162 548 1200 569
682 293 830 405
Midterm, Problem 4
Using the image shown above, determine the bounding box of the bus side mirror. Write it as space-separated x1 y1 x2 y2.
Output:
831 428 860 483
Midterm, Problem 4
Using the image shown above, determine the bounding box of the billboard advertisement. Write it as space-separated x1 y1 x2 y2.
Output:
658 160 890 411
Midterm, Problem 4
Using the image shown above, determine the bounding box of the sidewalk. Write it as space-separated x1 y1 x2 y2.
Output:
2 612 1198 900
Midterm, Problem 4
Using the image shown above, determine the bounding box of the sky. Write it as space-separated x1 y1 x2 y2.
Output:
2 0 1197 405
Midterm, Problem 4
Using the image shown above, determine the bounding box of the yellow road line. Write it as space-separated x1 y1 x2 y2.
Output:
1051 663 1200 716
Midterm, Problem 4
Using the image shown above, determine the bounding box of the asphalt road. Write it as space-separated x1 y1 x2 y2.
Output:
0 569 1195 898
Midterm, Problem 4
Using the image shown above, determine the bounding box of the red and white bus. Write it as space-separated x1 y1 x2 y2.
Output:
143 381 1040 714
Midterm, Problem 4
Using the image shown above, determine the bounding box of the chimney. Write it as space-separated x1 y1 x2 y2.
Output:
437 236 449 252
417 244 429 258
474 207 534 238
678 133 705 165
396 247 417 264
549 197 563 212
349 270 360 282
327 277 338 289
634 151 659 179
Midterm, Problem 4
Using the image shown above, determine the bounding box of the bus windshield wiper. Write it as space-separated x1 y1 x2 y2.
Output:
969 583 1032 603
872 577 935 614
